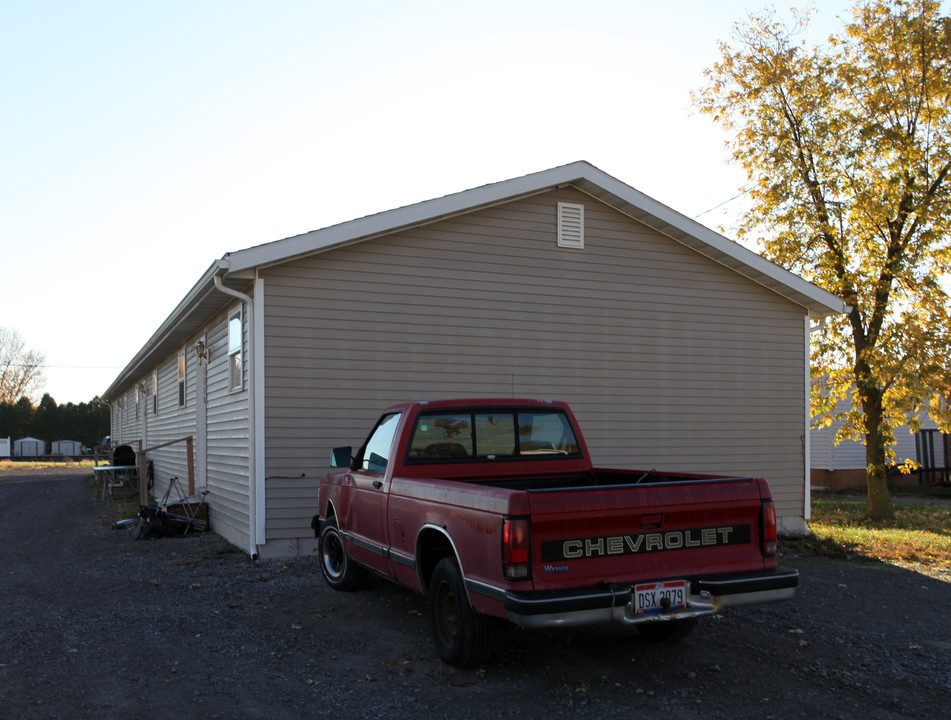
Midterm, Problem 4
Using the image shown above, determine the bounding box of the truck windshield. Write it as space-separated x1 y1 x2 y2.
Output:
406 409 581 462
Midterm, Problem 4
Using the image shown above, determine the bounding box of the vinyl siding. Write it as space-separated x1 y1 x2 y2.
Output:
107 305 251 552
811 410 938 471
145 353 193 499
203 307 251 551
112 386 142 448
260 187 810 543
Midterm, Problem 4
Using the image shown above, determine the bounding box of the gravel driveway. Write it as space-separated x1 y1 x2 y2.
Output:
1 468 949 720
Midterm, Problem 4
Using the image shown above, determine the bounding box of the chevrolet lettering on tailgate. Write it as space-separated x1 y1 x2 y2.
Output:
541 524 752 562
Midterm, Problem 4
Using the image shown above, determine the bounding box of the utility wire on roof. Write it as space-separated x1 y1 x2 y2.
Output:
693 190 748 220
3 363 122 370
42 365 122 370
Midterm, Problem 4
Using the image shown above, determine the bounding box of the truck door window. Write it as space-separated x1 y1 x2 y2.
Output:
360 412 401 472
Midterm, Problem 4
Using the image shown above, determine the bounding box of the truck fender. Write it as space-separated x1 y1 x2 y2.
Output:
415 524 467 599
315 498 340 537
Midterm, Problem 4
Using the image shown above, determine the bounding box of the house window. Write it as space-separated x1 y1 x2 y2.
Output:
135 385 140 420
229 309 243 391
178 353 186 407
152 371 158 414
557 202 584 249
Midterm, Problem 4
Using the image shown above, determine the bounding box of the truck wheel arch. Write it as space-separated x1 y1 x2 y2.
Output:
416 525 461 594
322 498 339 525
312 499 338 539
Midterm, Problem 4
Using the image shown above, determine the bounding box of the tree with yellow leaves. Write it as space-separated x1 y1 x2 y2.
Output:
695 0 951 519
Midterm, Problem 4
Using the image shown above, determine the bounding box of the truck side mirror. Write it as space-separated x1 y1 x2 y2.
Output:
331 446 353 469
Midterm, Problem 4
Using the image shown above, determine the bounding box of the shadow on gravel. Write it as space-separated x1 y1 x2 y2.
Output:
2 470 950 720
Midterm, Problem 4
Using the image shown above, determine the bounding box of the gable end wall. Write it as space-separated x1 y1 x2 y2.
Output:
259 188 809 551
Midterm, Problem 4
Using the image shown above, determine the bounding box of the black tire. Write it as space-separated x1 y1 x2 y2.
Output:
636 617 697 643
318 517 367 591
428 557 491 668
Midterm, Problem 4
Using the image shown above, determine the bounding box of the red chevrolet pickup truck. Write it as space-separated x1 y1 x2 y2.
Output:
313 399 797 667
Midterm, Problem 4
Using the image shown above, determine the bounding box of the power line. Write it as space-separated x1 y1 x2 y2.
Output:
42 365 121 370
1 363 121 370
693 190 748 220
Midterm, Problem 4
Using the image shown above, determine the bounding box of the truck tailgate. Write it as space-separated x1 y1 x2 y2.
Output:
526 478 768 591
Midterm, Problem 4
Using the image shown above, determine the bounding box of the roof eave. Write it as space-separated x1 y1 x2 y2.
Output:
102 260 245 401
223 161 846 317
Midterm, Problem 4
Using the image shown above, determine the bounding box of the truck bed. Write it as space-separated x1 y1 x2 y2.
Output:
475 468 748 492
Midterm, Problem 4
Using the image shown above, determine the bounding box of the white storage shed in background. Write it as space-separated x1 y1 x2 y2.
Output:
51 440 83 456
14 437 46 457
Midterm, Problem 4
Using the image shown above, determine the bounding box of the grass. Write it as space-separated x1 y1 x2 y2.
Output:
818 482 951 500
109 491 142 524
0 459 100 469
789 496 951 582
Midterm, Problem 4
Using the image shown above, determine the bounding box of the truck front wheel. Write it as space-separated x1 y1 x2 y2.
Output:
428 557 491 668
318 517 367 591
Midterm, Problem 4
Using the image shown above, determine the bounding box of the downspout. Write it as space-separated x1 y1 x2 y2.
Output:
213 274 260 559
803 315 813 529
804 314 837 529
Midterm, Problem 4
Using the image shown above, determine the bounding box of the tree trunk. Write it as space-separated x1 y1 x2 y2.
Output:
862 386 894 520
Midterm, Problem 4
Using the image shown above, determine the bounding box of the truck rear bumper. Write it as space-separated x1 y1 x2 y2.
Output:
503 566 799 630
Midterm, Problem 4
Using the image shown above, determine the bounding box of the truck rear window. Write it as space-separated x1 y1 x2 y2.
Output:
405 409 582 463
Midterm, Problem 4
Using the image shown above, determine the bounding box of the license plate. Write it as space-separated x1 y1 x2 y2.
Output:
633 580 687 614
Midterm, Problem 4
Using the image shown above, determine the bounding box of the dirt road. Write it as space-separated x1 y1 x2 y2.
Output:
1 468 949 719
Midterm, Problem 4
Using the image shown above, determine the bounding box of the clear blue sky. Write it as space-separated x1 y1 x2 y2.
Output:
1 0 858 405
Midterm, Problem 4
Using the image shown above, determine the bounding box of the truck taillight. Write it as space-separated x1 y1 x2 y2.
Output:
502 516 531 581
761 498 777 558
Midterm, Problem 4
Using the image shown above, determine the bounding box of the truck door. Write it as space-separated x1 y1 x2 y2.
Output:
345 412 400 574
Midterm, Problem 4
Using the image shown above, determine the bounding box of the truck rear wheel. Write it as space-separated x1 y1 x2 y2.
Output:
636 617 697 643
318 517 367 591
428 557 491 668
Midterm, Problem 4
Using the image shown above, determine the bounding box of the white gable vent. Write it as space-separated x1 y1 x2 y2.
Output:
557 202 584 249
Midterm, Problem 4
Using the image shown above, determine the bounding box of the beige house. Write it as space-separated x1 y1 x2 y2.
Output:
102 161 846 559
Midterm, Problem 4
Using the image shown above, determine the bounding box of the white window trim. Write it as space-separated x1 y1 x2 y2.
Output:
228 306 244 392
178 352 186 407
